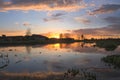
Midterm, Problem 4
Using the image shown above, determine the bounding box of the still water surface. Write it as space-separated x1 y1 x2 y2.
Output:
0 42 120 80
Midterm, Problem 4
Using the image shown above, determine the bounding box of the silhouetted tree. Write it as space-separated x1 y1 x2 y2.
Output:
81 34 84 40
2 34 6 38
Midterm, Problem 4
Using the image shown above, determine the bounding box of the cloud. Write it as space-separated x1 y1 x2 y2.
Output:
91 4 120 15
104 16 120 24
23 22 31 27
43 12 65 22
84 16 120 35
73 24 120 35
43 17 61 22
74 17 91 24
0 0 85 12
51 13 65 17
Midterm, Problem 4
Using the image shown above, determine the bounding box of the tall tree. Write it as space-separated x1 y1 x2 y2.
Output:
81 34 84 40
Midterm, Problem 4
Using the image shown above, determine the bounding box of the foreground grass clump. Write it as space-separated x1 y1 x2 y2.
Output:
102 55 120 69
64 68 96 80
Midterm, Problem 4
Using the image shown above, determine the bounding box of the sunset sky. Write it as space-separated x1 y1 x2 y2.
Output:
0 0 120 38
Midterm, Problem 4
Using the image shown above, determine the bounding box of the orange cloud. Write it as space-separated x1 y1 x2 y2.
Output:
0 0 86 12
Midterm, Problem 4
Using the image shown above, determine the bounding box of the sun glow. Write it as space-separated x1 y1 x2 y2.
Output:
51 34 60 38
43 33 60 39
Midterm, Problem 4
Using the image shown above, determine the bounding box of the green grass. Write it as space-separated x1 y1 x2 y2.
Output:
64 68 96 80
102 55 120 69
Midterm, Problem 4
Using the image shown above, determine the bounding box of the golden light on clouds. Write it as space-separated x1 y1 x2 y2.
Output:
0 0 85 12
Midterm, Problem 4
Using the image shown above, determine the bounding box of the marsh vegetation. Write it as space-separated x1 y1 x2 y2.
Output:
102 55 120 69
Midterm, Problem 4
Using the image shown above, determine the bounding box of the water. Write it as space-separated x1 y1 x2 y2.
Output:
0 42 120 80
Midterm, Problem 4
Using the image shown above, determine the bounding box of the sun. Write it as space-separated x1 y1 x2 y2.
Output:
43 32 60 39
51 33 60 38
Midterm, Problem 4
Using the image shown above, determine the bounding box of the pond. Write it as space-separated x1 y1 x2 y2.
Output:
0 42 120 80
